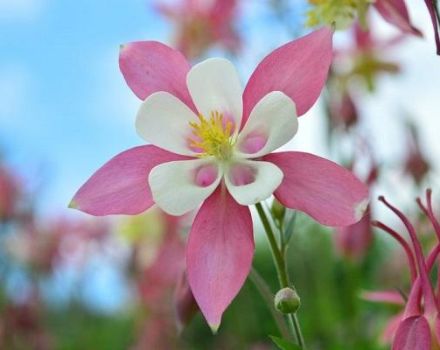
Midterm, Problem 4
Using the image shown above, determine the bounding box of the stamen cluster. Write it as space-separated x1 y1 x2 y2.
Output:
189 111 235 160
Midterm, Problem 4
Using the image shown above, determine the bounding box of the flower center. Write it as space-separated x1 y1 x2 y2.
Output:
189 111 235 160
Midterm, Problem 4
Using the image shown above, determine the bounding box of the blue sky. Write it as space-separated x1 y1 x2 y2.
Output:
0 0 439 219
0 0 170 216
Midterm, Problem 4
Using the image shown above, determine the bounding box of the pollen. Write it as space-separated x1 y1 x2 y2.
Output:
189 111 235 160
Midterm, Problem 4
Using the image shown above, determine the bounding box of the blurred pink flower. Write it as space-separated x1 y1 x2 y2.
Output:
156 0 240 58
0 165 20 222
350 20 401 90
373 0 422 37
336 211 372 261
404 122 430 185
5 218 109 273
335 154 377 261
328 89 359 130
424 0 440 55
372 190 440 348
131 212 191 349
71 27 369 330
0 293 54 350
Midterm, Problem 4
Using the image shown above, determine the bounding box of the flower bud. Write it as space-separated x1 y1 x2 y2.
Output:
274 287 300 314
271 199 286 222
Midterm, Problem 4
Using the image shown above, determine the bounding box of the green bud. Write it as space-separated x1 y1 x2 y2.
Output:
274 287 301 314
271 199 286 222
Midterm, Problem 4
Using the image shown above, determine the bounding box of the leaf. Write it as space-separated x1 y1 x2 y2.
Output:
283 210 297 244
269 335 301 350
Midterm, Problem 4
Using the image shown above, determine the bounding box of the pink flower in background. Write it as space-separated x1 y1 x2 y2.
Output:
0 165 20 222
156 0 240 58
128 211 192 349
335 160 377 261
424 0 440 55
373 0 422 37
374 0 440 55
336 212 372 261
372 190 440 349
70 27 369 330
403 122 430 185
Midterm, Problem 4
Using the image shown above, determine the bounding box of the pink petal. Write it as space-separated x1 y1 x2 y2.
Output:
392 316 431 350
186 186 254 331
242 27 333 126
335 212 373 260
382 313 405 344
264 152 369 226
361 290 405 305
119 41 196 110
424 0 440 55
70 146 186 216
174 271 199 331
374 0 422 37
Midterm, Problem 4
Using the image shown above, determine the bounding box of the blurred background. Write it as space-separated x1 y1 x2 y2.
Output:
0 0 439 349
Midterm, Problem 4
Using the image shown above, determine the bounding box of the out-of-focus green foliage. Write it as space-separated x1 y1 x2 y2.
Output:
306 0 371 29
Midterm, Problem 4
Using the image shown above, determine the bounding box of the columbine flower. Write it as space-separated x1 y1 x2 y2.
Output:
372 190 440 349
155 0 239 58
70 27 369 330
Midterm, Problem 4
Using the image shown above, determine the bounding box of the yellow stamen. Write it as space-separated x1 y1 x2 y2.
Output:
189 111 235 160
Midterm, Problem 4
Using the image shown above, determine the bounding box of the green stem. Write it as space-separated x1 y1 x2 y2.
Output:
255 203 288 287
249 268 290 339
255 202 306 349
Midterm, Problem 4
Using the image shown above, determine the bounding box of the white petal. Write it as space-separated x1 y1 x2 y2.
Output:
187 58 243 131
225 160 283 206
149 159 222 215
136 92 198 156
236 91 298 158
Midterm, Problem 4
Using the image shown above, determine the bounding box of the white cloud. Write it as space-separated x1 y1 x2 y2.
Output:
0 0 45 21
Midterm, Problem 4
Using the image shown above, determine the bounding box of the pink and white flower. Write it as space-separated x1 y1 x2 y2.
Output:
70 27 369 330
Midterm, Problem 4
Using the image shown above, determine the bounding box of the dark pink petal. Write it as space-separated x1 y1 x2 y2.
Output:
174 271 199 332
70 146 186 216
392 316 431 350
264 152 369 227
335 212 373 260
374 0 422 37
119 41 195 109
242 27 333 125
186 186 254 331
424 0 440 55
382 313 405 344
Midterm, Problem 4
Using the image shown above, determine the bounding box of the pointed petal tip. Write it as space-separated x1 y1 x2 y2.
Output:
68 199 78 209
209 322 220 334
354 198 369 221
